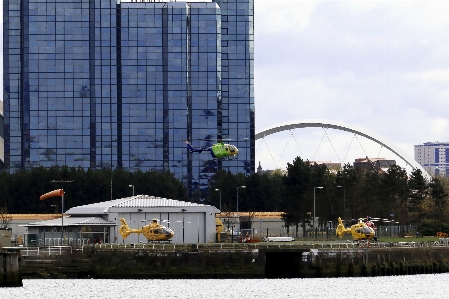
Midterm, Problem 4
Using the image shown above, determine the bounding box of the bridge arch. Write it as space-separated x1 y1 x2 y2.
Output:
255 119 429 179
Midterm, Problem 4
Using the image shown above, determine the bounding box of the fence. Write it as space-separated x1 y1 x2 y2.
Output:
42 238 90 246
252 225 408 240
3 246 74 256
4 238 449 256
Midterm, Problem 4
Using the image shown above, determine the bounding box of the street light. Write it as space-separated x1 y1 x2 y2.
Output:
313 186 323 230
129 185 134 196
236 186 246 214
181 208 187 243
337 185 345 220
215 189 222 213
51 179 74 243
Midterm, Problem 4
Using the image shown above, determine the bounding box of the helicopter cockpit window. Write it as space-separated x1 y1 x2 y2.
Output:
162 227 172 236
362 227 372 235
229 145 236 152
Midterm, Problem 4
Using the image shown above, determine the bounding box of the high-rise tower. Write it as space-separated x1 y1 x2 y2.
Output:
415 142 449 177
3 0 254 200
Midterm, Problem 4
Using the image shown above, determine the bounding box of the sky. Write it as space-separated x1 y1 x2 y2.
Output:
254 0 449 173
1 1 448 174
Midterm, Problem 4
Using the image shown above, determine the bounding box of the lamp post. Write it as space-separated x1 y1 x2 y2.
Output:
51 179 74 243
313 187 323 230
337 185 345 220
215 188 222 213
236 186 246 214
129 185 134 196
390 211 394 237
182 209 187 243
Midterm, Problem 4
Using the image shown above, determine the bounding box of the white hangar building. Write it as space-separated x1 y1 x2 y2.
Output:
25 195 219 245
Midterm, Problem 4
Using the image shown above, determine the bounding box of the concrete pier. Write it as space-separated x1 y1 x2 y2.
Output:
1 250 23 287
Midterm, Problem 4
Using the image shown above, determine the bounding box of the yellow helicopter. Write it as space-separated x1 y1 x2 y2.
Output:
119 218 174 242
336 217 377 243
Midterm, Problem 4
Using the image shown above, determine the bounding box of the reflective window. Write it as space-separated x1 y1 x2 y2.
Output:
4 0 254 200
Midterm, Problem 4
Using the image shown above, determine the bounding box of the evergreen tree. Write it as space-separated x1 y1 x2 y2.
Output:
380 165 409 225
429 177 448 232
281 157 315 235
408 168 428 224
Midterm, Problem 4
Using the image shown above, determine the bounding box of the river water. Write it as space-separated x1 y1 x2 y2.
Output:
1 274 445 299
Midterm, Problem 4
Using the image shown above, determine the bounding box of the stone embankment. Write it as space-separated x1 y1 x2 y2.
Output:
16 241 449 279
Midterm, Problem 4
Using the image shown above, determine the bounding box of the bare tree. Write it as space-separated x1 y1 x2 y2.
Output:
220 209 238 232
0 206 12 229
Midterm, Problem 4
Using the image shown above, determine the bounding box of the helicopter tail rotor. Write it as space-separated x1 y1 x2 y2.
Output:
119 218 132 239
185 141 196 153
336 217 346 239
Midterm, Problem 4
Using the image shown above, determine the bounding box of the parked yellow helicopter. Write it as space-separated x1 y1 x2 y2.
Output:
336 217 377 242
119 218 174 242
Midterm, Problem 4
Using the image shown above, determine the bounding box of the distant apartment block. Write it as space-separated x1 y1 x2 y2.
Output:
414 142 449 177
353 157 396 173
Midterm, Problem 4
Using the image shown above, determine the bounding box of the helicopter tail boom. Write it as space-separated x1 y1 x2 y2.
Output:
185 141 208 153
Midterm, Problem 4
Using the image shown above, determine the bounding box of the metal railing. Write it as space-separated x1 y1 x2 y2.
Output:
43 238 90 246
3 246 74 256
5 239 449 256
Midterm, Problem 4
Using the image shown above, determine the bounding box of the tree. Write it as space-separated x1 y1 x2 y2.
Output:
429 177 449 232
220 209 238 232
243 171 285 212
0 206 12 229
380 165 409 226
360 167 381 219
408 168 429 225
337 163 365 222
2 166 188 214
281 157 317 236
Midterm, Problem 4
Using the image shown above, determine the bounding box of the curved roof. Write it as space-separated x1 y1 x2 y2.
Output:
23 217 115 227
256 119 430 180
66 195 214 215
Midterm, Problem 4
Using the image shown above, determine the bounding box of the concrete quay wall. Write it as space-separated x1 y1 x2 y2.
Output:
266 246 449 278
1 251 23 287
18 243 449 279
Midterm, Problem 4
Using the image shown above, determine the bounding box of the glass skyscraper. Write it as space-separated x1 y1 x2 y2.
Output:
3 0 254 200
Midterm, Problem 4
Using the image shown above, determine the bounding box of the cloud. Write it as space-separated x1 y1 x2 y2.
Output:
255 0 320 34
255 1 449 172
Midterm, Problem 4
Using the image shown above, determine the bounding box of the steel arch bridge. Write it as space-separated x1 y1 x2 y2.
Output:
255 119 429 179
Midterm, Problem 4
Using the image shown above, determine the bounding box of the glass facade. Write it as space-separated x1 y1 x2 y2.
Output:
3 0 254 200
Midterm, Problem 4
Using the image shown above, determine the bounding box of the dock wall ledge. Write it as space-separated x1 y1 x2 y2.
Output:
12 242 449 279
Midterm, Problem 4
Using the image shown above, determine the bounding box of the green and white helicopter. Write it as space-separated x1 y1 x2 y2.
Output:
185 140 238 159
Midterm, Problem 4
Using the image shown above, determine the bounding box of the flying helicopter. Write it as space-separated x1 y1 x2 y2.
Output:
185 140 238 159
336 217 377 244
119 218 174 242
